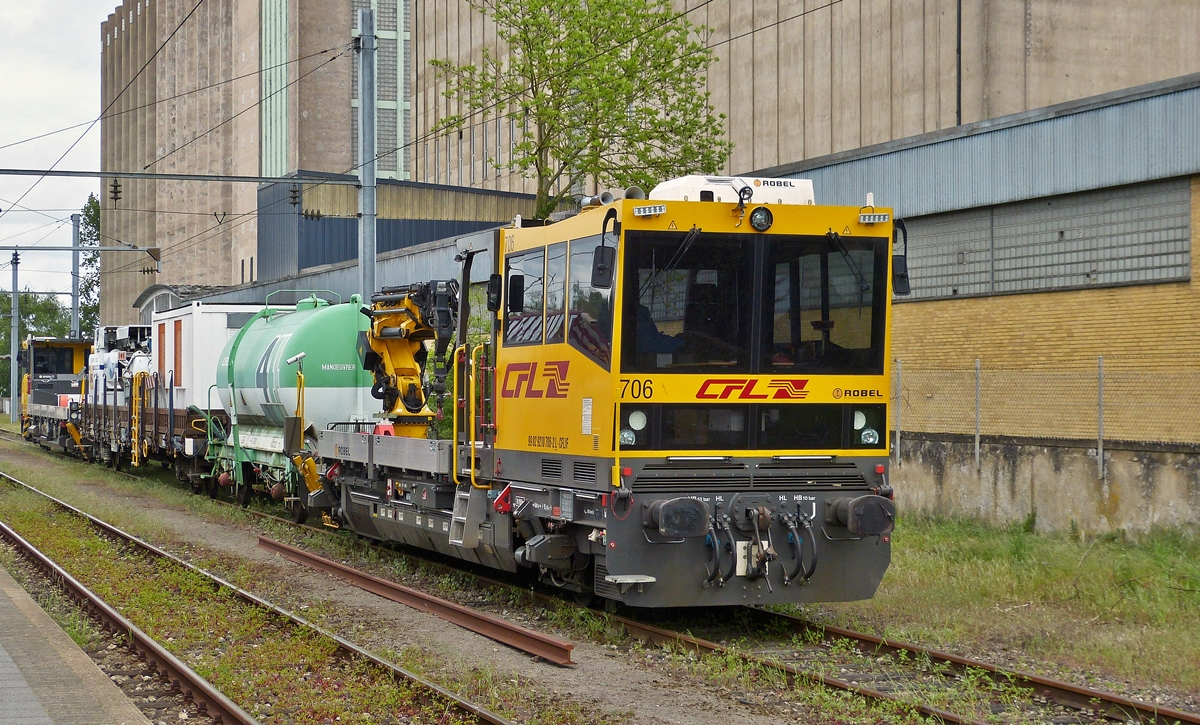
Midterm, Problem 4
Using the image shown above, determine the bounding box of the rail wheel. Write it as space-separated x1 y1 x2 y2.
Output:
236 482 252 507
290 494 308 525
205 476 219 499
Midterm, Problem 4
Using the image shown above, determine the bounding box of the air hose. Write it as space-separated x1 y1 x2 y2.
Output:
783 513 818 585
704 516 736 587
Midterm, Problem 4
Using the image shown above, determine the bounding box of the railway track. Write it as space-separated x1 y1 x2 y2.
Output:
0 469 512 725
4 434 1198 724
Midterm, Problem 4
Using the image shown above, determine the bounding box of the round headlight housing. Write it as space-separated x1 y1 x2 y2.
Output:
628 410 648 431
853 410 867 430
619 429 637 447
860 427 880 446
749 206 773 232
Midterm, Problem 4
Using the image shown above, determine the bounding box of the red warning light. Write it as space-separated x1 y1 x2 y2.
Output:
875 464 886 473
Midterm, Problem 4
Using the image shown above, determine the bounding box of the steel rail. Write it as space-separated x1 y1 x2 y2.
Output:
5 435 1198 724
740 608 1200 725
608 614 985 724
0 519 260 725
0 470 513 725
257 536 575 665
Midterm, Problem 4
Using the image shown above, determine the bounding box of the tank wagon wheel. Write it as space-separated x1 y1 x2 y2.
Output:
205 476 220 500
236 482 253 507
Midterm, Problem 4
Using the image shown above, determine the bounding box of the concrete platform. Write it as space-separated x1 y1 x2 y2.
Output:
0 565 150 725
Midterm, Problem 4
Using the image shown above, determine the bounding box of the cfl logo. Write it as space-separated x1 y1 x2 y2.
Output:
695 378 808 400
501 361 570 398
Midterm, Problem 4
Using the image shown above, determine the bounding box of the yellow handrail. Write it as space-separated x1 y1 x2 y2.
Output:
130 371 148 466
450 344 466 488
469 344 488 490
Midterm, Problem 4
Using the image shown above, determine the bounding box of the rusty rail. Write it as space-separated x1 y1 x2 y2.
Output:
0 470 513 725
0 519 260 725
258 536 575 665
5 436 1197 724
740 608 1200 725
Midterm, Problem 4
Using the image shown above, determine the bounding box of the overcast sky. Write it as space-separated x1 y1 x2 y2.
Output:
0 1 120 303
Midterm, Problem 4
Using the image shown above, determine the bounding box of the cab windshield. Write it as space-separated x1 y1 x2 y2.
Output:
620 231 887 375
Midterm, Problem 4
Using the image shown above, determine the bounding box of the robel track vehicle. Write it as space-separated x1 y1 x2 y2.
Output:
316 175 912 608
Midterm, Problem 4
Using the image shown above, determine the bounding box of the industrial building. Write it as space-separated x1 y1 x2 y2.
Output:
98 0 414 324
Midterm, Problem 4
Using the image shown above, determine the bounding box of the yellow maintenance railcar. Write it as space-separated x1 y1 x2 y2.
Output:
323 175 910 607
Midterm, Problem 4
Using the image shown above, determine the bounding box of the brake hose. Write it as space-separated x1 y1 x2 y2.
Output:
704 524 721 585
783 514 818 584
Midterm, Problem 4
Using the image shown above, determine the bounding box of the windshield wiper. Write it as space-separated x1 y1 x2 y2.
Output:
639 225 701 300
826 231 870 293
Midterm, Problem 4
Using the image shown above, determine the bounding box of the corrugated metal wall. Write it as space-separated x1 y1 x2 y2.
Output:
258 178 538 276
197 229 497 305
905 178 1192 300
257 181 300 280
782 78 1200 218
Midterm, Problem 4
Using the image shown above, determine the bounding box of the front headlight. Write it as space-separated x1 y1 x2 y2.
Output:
619 429 637 447
860 427 880 445
749 206 773 232
628 409 648 431
853 410 867 430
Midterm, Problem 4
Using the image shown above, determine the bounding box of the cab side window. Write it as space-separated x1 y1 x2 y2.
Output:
504 248 545 345
568 235 613 368
545 242 567 344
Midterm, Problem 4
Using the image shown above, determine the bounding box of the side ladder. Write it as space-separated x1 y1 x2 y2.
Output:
448 484 488 548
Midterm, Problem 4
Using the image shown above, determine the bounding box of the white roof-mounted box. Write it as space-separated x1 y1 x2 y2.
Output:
648 175 815 205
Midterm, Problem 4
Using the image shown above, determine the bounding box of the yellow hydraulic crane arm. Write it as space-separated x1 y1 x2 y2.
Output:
361 281 459 429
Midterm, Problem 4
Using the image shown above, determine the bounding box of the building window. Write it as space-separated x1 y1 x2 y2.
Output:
902 178 1192 300
482 121 487 180
241 259 245 284
250 257 255 282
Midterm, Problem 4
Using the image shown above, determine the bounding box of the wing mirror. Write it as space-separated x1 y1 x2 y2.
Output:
486 273 503 312
892 218 911 296
591 208 619 289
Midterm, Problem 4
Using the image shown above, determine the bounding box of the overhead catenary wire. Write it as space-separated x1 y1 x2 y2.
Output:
0 42 351 154
0 0 210 225
108 0 819 279
143 45 353 171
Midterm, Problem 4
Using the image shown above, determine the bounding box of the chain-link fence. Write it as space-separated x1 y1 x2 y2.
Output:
892 359 1200 472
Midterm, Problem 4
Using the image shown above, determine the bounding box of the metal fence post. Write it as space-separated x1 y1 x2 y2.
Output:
1097 356 1105 480
894 359 902 468
974 358 981 472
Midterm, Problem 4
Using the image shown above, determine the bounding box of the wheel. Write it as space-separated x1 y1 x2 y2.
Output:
206 476 220 499
290 494 309 525
236 483 252 507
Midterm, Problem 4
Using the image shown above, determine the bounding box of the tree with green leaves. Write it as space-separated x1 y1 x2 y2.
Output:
431 0 732 218
78 193 100 337
0 292 72 398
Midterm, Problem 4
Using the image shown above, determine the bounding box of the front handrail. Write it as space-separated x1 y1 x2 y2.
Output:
450 344 466 488
469 344 488 490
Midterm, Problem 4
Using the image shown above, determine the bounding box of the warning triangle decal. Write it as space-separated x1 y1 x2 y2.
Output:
842 226 852 235
668 220 678 230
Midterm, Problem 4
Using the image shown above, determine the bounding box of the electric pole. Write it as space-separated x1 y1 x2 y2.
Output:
10 251 18 423
71 213 80 337
357 8 377 302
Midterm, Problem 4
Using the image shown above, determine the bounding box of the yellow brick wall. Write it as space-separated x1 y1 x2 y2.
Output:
892 176 1200 372
890 176 1200 444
